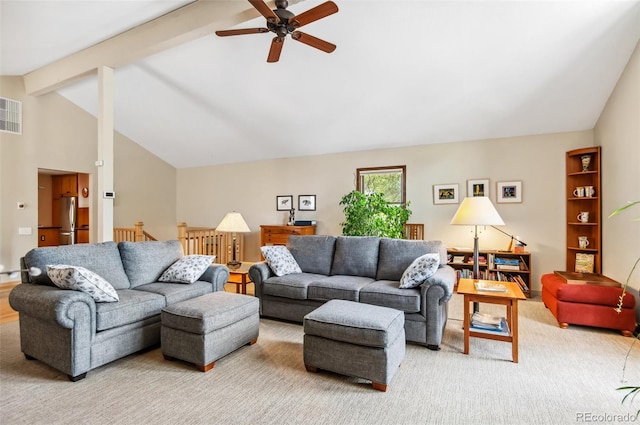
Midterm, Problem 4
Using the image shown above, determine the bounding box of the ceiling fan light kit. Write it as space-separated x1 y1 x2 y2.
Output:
215 0 338 63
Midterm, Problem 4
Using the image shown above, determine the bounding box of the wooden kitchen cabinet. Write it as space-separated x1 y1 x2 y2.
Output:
38 228 59 247
52 174 78 198
76 229 90 244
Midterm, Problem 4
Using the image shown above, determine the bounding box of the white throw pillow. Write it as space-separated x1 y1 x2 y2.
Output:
47 265 119 302
399 253 440 289
158 255 215 284
260 246 302 277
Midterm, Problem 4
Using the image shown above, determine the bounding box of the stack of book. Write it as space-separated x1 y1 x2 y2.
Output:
470 312 510 336
469 255 487 264
494 257 520 270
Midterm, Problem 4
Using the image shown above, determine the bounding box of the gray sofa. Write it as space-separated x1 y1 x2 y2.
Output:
9 240 229 381
249 235 456 350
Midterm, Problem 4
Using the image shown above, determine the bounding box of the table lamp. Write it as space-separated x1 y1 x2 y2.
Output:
450 197 505 281
215 212 250 268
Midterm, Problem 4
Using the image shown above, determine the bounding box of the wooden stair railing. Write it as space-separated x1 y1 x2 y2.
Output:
404 223 425 240
113 221 157 243
177 222 244 265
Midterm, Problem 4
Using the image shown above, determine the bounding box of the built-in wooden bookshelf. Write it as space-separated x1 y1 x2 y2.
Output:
566 147 601 274
447 248 532 298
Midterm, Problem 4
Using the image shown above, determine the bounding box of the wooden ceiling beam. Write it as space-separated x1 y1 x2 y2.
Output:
23 0 263 96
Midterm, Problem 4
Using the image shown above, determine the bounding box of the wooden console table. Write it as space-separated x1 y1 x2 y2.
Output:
260 225 316 247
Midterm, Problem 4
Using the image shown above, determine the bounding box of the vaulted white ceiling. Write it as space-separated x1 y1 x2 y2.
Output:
2 0 639 168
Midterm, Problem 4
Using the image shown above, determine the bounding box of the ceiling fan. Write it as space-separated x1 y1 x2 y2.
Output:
215 0 339 63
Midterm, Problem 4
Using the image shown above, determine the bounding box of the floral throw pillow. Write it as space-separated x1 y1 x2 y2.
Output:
47 265 119 302
260 246 302 277
399 253 440 289
158 255 215 284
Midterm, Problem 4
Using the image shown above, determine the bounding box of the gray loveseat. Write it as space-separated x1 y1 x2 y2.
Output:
9 240 229 381
249 235 456 350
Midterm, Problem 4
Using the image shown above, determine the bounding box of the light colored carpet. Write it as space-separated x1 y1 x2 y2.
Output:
1 294 638 425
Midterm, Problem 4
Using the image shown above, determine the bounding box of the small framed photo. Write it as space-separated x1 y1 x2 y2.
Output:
467 179 489 197
298 195 316 211
276 195 294 211
433 184 459 205
496 181 522 203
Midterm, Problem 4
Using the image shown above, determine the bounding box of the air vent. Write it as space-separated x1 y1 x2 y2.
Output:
0 97 22 135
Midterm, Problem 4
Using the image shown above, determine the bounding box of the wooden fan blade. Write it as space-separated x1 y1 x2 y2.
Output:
249 0 279 24
267 37 284 63
215 28 269 37
291 31 336 53
290 1 338 28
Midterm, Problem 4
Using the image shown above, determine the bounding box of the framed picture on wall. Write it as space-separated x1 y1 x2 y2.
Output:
433 184 459 205
467 179 489 197
276 195 294 211
298 195 316 211
496 181 522 203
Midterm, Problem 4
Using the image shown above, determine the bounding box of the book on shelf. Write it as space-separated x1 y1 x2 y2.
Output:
512 275 529 291
496 264 521 271
452 256 465 264
575 253 595 273
469 255 487 264
474 281 508 292
518 256 529 271
494 257 519 266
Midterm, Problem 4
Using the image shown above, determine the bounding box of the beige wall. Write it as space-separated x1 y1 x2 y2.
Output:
0 76 176 281
178 130 594 293
595 39 640 292
113 131 177 240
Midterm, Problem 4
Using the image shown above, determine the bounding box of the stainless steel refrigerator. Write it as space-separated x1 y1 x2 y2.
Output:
59 196 77 245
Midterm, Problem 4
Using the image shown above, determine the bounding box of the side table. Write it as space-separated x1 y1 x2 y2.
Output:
456 278 526 363
226 262 254 295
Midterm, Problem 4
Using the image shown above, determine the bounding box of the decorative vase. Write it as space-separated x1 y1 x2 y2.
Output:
581 155 591 172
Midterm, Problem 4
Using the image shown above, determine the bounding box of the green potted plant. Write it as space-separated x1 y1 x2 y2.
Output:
339 190 411 238
609 201 640 412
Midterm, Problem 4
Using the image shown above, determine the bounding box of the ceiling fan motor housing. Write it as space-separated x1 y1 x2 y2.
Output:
270 7 296 37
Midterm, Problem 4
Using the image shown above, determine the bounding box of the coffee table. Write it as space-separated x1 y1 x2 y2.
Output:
226 262 254 295
457 278 526 363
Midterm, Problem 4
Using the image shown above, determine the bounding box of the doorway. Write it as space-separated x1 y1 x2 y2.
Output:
38 169 91 246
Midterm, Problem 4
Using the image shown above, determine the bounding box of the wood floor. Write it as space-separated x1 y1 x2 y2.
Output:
0 281 253 325
0 281 19 324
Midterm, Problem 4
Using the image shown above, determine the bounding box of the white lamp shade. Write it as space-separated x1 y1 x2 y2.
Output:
450 197 505 226
216 212 250 233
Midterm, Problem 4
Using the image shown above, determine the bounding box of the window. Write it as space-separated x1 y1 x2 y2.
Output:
356 165 406 205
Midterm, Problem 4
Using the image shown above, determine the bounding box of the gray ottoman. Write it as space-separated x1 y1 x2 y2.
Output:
161 291 259 372
303 299 405 392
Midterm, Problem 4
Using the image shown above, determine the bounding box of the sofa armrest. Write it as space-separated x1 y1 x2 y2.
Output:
199 264 230 292
9 283 96 334
421 265 456 303
248 262 274 298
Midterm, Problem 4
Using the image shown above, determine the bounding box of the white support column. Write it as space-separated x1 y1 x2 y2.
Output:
97 66 115 242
